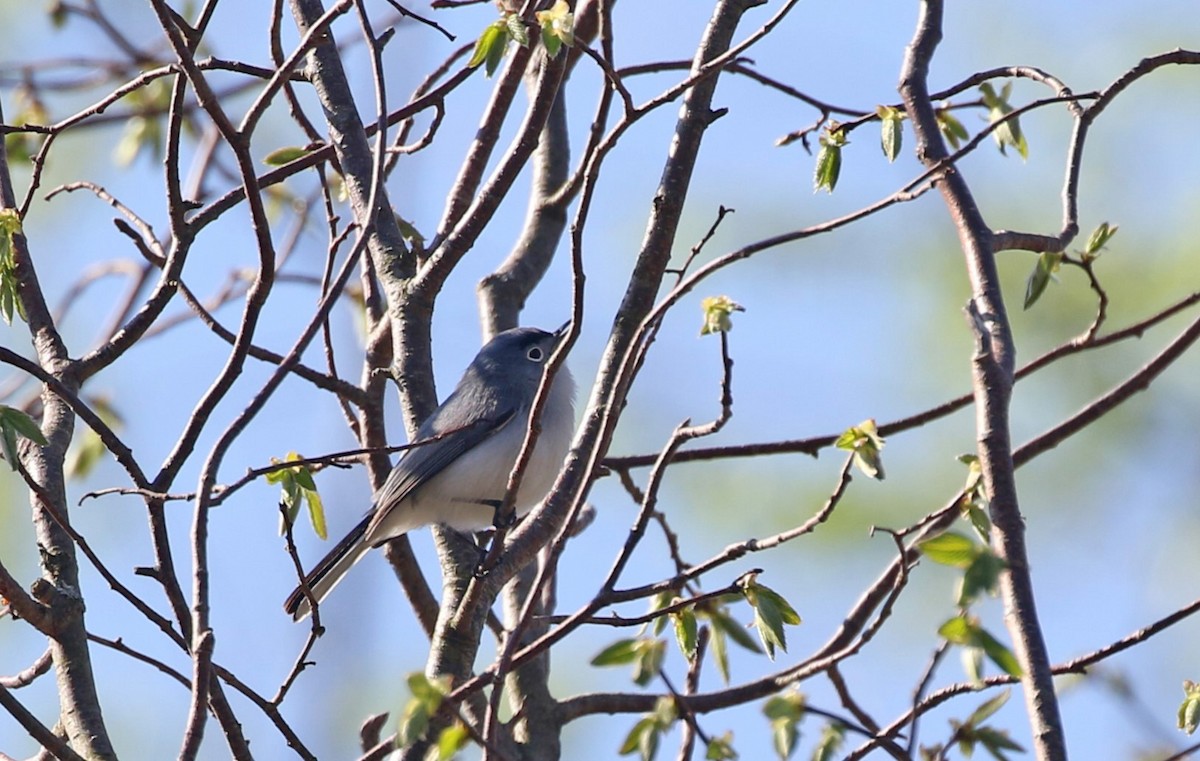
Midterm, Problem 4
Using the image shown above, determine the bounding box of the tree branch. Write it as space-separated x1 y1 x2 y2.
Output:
898 1 1065 756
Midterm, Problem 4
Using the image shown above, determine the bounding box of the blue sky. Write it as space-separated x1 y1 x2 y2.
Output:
1 1 1199 759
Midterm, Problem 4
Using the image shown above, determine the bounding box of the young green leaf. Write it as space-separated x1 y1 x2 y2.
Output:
0 426 17 471
958 713 1023 760
763 691 805 760
966 689 1011 726
398 698 431 748
505 12 530 47
938 614 974 645
1023 250 1063 310
1178 680 1200 735
973 725 1025 758
393 214 425 246
762 691 806 722
979 82 1028 159
876 105 903 163
651 695 677 726
957 454 992 539
624 715 662 753
66 431 106 479
618 717 657 757
5 132 34 164
436 722 469 760
963 645 985 686
619 698 676 761
637 720 660 761
291 465 316 491
936 108 970 150
960 550 1006 606
940 616 1022 681
262 146 311 166
540 27 563 58
700 295 745 335
963 501 992 542
1083 221 1118 260
398 673 451 747
721 610 763 654
672 606 698 660
707 606 763 653
835 419 886 480
994 114 1028 159
812 722 846 761
407 671 451 706
633 638 667 686
0 427 16 471
976 627 1023 678
0 209 27 325
917 531 977 568
282 479 302 519
4 89 49 165
957 452 981 481
303 484 327 542
917 530 1003 607
759 585 802 630
0 208 22 241
66 396 122 479
0 405 47 471
591 637 666 686
709 619 731 683
742 579 801 660
536 0 575 58
705 731 737 760
702 602 761 682
0 405 47 446
0 279 16 326
772 720 797 760
813 127 847 193
113 115 162 167
268 453 327 539
978 84 1006 117
468 19 510 77
650 590 673 636
591 638 642 667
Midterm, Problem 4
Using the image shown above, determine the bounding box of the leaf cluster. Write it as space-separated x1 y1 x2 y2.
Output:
397 673 467 759
468 2 575 78
0 209 27 325
265 452 327 540
835 419 885 480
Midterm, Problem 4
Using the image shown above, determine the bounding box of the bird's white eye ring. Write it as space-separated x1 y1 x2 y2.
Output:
526 346 544 362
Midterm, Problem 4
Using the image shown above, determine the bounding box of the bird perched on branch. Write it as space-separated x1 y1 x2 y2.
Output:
284 324 575 621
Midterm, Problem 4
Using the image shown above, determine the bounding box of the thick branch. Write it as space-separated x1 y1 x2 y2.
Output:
898 4 1066 756
289 0 413 294
0 96 116 761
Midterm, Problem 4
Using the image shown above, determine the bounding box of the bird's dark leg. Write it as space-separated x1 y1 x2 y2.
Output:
470 498 508 577
495 499 521 532
472 543 490 577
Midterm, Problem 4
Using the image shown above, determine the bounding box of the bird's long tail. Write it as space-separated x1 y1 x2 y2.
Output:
284 514 372 621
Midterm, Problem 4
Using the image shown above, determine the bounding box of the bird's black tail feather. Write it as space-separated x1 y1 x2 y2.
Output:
284 513 372 621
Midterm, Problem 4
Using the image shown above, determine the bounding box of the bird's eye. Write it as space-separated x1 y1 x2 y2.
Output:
526 346 544 362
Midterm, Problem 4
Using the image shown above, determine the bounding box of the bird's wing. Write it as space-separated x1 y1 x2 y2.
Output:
283 406 516 621
362 406 517 544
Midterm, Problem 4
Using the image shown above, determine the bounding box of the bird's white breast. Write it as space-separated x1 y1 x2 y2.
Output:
404 367 575 532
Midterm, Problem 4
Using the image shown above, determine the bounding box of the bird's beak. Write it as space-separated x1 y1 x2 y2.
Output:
553 320 571 344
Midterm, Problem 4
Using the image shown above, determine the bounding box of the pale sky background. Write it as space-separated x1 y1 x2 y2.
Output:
1 1 1199 759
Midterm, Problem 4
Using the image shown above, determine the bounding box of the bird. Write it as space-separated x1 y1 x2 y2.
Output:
284 324 576 621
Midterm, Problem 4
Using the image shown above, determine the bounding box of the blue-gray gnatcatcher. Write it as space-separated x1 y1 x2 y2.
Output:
284 324 576 621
